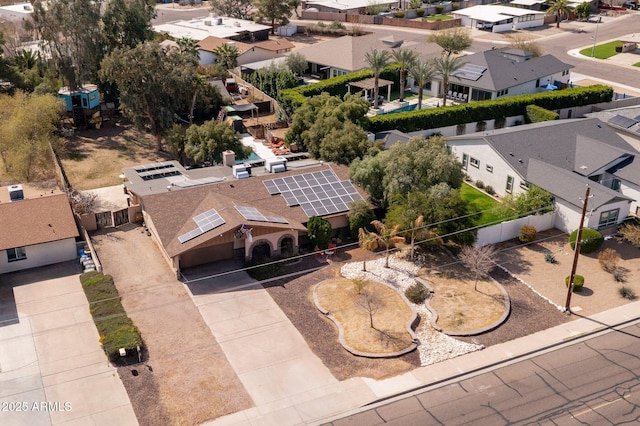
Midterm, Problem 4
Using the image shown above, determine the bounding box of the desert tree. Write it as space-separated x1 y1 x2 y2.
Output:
254 0 296 34
428 27 472 58
505 34 543 57
370 220 405 268
459 244 499 291
285 52 307 76
185 120 246 164
364 48 391 109
209 0 253 19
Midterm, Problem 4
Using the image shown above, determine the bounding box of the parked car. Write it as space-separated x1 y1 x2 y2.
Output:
623 1 637 9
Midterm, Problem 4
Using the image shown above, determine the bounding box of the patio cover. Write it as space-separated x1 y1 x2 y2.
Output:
348 78 394 91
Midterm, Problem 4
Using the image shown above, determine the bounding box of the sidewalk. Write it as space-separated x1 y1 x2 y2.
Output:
211 299 640 425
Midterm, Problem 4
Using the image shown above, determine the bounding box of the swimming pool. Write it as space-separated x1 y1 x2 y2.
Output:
235 152 261 164
380 104 418 114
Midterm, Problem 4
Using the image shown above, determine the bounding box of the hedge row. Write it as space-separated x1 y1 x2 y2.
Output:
279 64 401 114
366 85 613 133
80 271 143 361
526 104 560 123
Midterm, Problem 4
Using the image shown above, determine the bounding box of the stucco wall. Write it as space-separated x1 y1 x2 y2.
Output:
0 238 77 274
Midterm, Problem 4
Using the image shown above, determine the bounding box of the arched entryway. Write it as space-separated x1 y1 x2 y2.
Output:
279 235 294 257
251 240 272 260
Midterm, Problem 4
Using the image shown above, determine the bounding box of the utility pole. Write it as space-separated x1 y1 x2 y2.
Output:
565 185 591 313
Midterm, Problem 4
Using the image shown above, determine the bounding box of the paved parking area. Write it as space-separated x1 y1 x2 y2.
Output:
0 262 136 425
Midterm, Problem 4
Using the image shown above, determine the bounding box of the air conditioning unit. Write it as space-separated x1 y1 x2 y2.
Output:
204 19 212 26
8 184 24 201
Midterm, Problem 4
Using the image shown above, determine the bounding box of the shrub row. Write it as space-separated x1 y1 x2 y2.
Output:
80 271 143 361
366 85 613 133
526 104 560 123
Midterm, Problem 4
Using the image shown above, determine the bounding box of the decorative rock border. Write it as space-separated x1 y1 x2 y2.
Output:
313 280 419 358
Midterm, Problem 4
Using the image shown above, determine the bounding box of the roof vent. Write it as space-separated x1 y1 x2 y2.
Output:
8 184 24 201
204 19 212 26
580 165 588 170
518 159 523 164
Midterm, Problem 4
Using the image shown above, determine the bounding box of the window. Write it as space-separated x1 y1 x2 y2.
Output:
486 165 493 173
496 89 509 97
536 79 540 88
470 157 480 168
598 209 619 228
520 180 530 190
462 153 469 170
612 179 621 191
506 175 514 193
7 247 26 262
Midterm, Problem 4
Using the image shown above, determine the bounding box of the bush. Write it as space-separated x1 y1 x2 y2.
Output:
405 281 430 304
435 5 444 14
618 286 636 300
395 11 405 18
598 248 620 272
329 20 345 29
545 252 557 264
569 228 604 254
452 1 460 10
565 275 584 292
245 256 285 281
615 44 623 53
475 180 484 189
526 104 559 123
485 185 494 195
416 8 425 16
519 225 537 243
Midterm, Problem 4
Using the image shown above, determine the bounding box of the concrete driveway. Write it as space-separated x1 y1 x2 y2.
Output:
0 261 136 425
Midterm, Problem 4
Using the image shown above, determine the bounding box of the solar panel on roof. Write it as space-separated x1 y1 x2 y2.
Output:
235 206 289 224
608 115 638 129
178 208 226 244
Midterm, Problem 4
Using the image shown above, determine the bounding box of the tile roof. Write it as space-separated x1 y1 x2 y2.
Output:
0 193 79 250
198 36 250 53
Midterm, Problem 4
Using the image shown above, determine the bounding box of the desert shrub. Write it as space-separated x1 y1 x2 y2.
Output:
405 281 430 304
494 116 506 129
485 185 494 195
545 252 557 264
435 5 444 14
569 228 603 254
615 44 623 53
475 180 484 189
329 21 345 29
618 286 636 300
416 8 425 16
245 256 285 281
617 220 640 247
565 275 584 292
519 225 537 243
395 11 405 18
452 2 460 10
475 120 486 132
597 248 620 272
614 271 625 282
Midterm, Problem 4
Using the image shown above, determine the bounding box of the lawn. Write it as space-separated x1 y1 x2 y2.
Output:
461 182 502 226
424 15 453 21
634 62 640 67
579 40 621 60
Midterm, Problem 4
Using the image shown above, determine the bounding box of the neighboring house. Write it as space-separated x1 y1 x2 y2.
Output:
0 2 33 22
0 191 79 275
509 0 546 11
302 0 398 14
452 5 546 33
197 36 294 66
447 118 640 232
122 160 366 275
153 16 271 43
408 48 573 103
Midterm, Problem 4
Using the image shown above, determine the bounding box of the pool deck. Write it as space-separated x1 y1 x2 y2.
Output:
240 134 277 160
367 96 445 116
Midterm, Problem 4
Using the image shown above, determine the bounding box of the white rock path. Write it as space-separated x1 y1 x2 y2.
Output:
340 254 483 366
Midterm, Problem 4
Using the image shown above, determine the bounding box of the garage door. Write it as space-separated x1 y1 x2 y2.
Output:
180 242 234 268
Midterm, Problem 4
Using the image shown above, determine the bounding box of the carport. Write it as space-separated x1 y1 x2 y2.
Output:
347 77 394 105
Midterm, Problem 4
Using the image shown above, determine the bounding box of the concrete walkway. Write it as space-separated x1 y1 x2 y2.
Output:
0 262 137 425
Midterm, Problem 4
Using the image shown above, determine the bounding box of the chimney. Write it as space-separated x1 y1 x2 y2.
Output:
8 184 24 201
222 150 236 167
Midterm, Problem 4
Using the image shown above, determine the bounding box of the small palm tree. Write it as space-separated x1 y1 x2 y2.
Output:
434 56 465 107
391 48 418 102
214 43 240 71
364 48 391 109
407 215 440 261
358 227 379 272
408 59 436 110
546 0 572 28
370 220 405 268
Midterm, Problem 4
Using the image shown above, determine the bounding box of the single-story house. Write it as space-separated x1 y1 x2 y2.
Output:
197 36 294 66
447 118 640 232
302 0 398 14
122 160 366 275
0 2 33 22
453 5 546 32
153 16 271 43
0 190 79 274
408 47 573 103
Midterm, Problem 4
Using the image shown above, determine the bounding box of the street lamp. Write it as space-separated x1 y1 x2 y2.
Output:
591 17 602 58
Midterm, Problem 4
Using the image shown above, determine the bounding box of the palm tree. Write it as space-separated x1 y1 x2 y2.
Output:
214 43 240 71
434 56 465 107
391 48 418 102
370 220 405 268
358 228 378 272
406 215 441 261
546 0 572 28
364 48 391 109
408 59 436 110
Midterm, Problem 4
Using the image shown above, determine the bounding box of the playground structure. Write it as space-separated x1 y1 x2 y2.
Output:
58 84 115 129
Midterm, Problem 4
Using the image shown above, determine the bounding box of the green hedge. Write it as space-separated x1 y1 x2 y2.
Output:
366 85 613 133
80 271 143 361
526 104 560 123
279 64 401 114
569 228 604 254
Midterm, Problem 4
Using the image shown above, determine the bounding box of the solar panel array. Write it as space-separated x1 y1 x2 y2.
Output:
178 208 226 244
235 206 288 224
263 170 364 217
608 115 639 129
454 63 487 81
133 161 182 181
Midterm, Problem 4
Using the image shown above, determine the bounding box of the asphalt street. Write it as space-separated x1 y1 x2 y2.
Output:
324 321 640 425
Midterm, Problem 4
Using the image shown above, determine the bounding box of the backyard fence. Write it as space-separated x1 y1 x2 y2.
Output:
475 211 555 247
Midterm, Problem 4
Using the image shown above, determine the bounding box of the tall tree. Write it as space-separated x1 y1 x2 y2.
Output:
358 227 379 272
209 0 253 19
285 52 307 76
427 27 472 58
307 216 332 249
505 34 543 58
369 220 405 268
102 0 156 53
213 43 240 71
100 41 197 151
347 199 376 239
408 59 436 110
391 48 417 102
255 0 295 34
364 48 391 109
29 0 104 89
349 150 389 206
185 120 246 164
459 244 498 291
434 55 464 107
546 0 572 28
